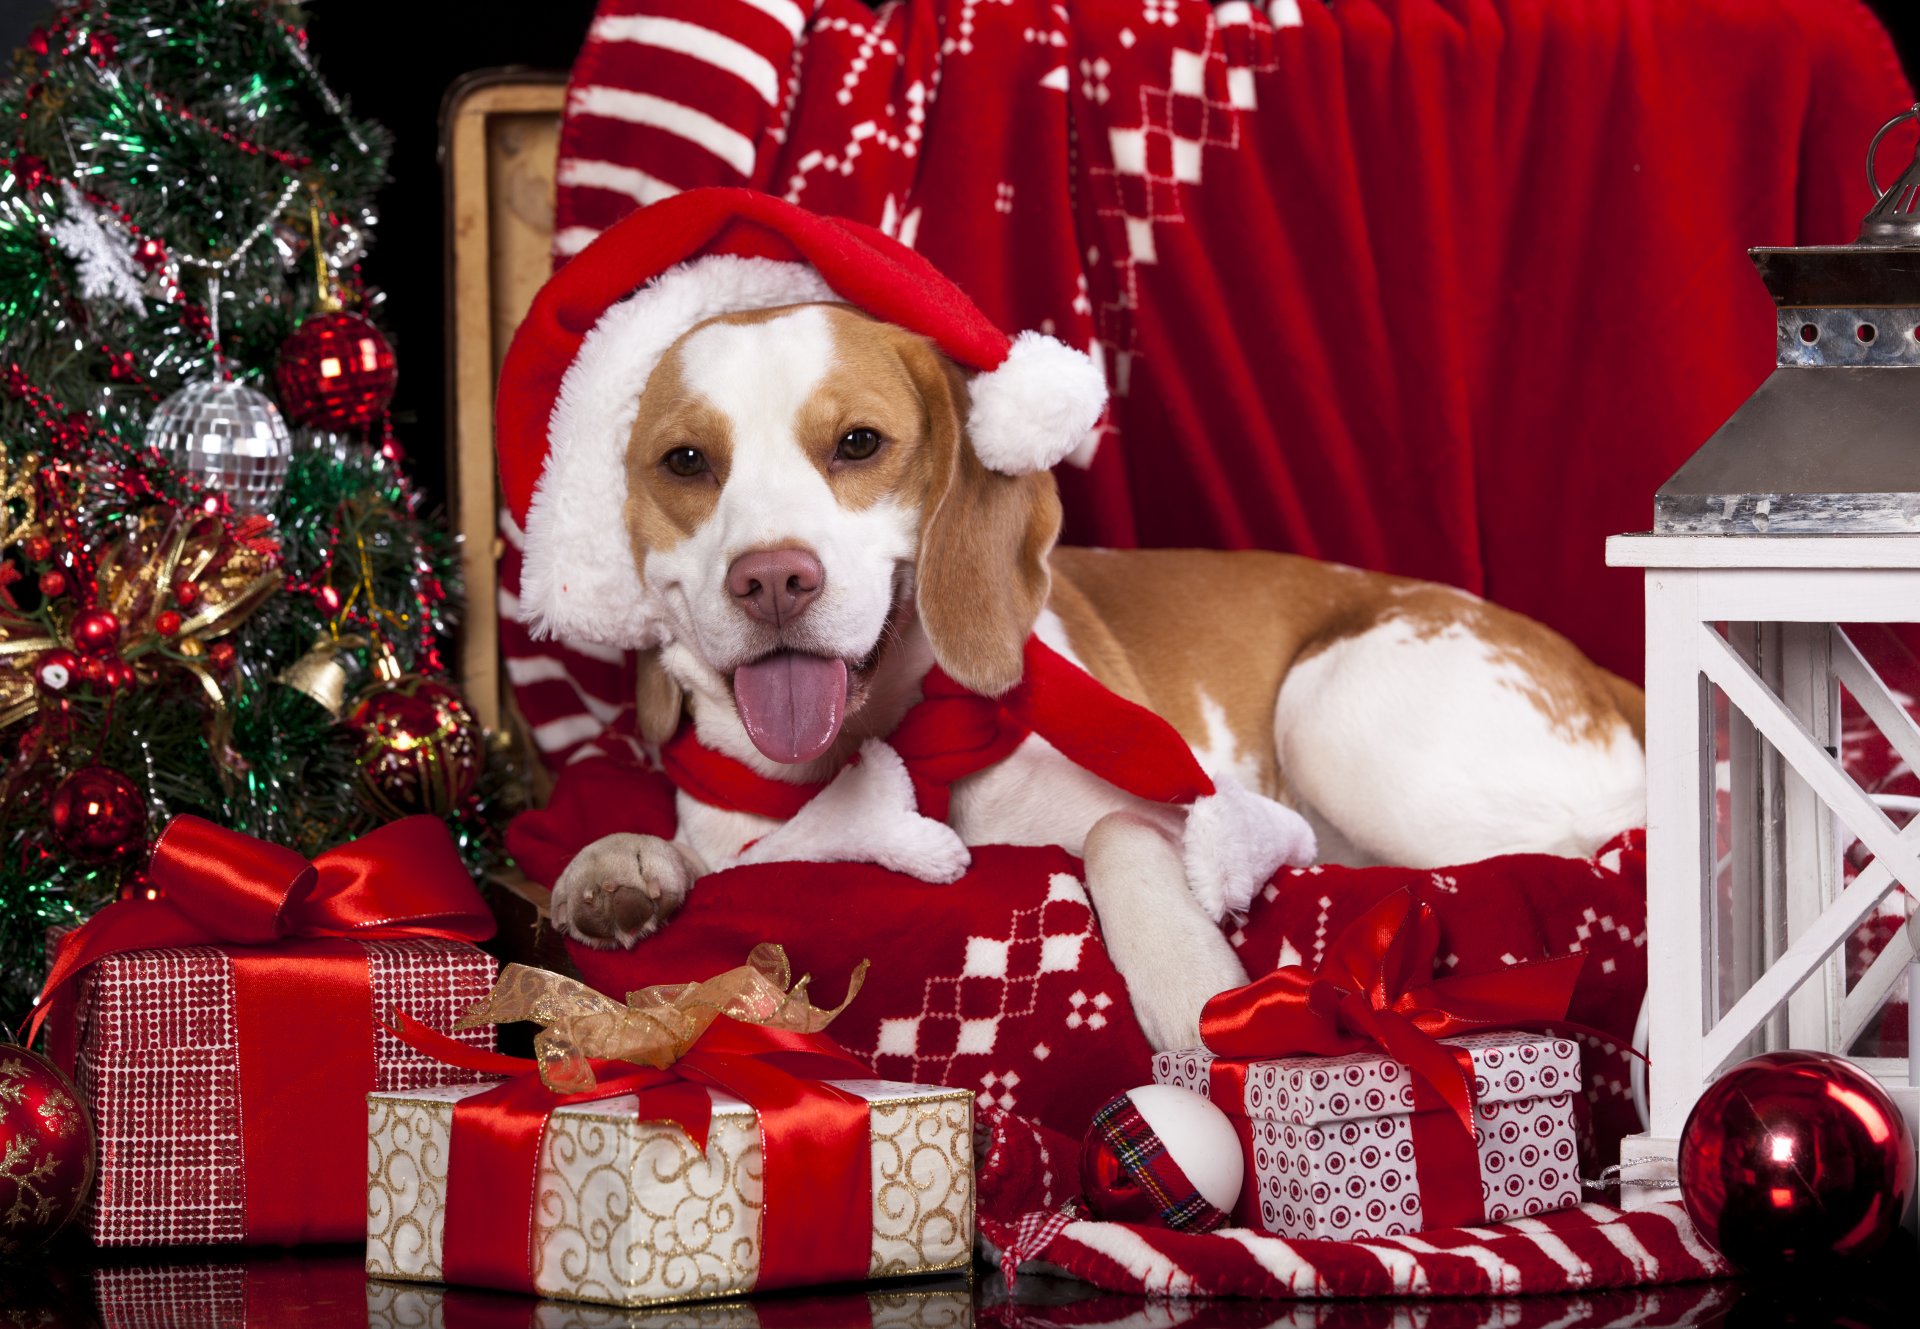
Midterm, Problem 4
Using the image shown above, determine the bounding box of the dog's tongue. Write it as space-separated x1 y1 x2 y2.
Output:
733 652 850 764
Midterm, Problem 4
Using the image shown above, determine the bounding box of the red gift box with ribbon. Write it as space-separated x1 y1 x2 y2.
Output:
1153 889 1591 1240
31 815 500 1248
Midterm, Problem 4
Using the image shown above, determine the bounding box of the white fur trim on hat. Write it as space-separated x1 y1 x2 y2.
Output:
965 330 1108 475
519 255 835 648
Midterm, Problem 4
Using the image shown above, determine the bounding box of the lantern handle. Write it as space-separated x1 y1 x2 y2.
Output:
1866 104 1920 200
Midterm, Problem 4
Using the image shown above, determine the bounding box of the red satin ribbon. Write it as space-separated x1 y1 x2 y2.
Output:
30 815 494 1244
390 1012 877 1295
661 636 1215 823
1200 889 1586 1137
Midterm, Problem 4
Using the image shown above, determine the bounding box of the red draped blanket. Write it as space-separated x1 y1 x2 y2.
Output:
501 0 1911 773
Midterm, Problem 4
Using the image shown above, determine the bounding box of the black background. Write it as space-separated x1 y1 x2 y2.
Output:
3 1 1919 519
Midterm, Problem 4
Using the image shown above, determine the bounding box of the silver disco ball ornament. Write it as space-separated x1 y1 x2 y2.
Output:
145 378 293 516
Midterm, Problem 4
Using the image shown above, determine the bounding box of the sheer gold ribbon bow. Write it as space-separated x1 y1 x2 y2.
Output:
453 943 869 1093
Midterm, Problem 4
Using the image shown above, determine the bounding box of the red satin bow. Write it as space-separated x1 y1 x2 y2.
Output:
1200 889 1586 1136
30 814 495 1044
389 1010 877 1295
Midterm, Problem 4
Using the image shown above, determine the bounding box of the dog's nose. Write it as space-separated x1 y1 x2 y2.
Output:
728 547 825 625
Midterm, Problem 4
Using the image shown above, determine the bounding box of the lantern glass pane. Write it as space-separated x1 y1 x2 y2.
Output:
1704 658 1783 1053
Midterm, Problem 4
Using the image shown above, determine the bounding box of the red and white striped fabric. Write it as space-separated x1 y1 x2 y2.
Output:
983 1202 1729 1302
972 1104 1728 1301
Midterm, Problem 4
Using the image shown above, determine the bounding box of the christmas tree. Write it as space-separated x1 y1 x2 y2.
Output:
0 1 516 1021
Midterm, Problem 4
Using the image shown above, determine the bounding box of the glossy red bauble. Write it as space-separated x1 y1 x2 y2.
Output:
35 570 65 599
0 1044 94 1257
207 640 236 673
172 580 198 609
154 609 181 637
47 765 146 862
1678 1050 1916 1270
22 535 52 564
273 310 397 432
346 675 483 817
68 608 120 656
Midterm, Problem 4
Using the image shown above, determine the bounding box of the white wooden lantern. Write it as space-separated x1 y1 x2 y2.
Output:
1607 108 1920 1210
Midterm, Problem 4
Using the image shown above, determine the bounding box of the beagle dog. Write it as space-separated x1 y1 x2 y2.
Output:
548 302 1645 1052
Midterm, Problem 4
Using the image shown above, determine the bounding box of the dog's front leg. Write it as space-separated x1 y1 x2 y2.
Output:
549 833 702 949
1083 811 1248 1053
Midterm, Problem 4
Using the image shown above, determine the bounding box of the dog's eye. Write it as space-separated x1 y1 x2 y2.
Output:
835 427 883 462
662 447 708 477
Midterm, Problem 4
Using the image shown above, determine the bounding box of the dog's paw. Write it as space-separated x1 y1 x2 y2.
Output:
734 740 971 883
549 833 696 950
1182 779 1318 921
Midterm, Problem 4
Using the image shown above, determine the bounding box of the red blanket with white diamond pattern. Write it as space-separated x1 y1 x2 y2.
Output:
563 829 1653 1170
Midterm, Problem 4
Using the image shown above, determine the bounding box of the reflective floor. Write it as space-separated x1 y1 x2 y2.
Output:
5 1228 1915 1328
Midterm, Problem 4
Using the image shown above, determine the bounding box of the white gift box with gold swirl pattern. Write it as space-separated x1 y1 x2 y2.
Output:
365 1078 973 1307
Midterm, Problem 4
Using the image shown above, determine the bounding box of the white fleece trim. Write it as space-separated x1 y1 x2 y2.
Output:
518 255 835 646
966 330 1108 474
733 740 971 882
1183 776 1318 921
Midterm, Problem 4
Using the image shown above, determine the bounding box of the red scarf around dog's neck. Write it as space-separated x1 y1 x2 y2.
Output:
659 637 1216 821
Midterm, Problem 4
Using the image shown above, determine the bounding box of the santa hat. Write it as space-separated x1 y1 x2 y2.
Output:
495 187 1108 649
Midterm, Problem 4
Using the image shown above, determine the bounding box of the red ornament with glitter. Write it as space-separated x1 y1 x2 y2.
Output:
274 311 397 432
0 1044 94 1257
347 675 482 817
47 765 146 862
1678 1050 1917 1270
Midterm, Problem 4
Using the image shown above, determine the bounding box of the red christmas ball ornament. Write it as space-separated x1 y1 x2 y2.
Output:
346 675 483 817
22 534 52 564
172 580 198 609
154 609 182 637
207 640 236 673
0 1044 94 1257
274 310 397 431
35 570 65 599
47 765 145 862
101 659 135 691
33 648 78 695
68 608 120 656
131 237 166 272
1080 1085 1243 1232
1678 1050 1916 1271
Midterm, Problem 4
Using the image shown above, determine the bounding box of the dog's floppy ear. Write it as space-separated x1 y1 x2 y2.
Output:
633 645 685 744
905 340 1063 697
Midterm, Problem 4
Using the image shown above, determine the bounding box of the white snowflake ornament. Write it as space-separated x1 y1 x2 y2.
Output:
51 184 146 314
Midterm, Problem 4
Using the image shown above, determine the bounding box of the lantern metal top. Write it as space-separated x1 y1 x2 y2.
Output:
1653 106 1920 536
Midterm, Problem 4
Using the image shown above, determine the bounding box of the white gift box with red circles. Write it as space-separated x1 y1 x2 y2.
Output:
1153 1029 1583 1240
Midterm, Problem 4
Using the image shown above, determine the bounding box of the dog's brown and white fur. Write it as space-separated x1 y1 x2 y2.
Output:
550 302 1646 1051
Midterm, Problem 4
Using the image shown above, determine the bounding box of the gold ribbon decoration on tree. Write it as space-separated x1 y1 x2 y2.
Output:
0 502 281 729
